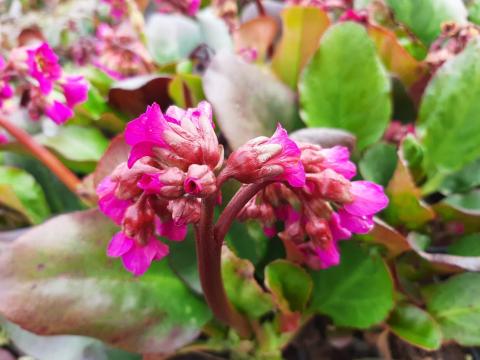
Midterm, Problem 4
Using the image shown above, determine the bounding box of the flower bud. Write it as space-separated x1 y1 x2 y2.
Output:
138 167 186 199
167 197 201 226
184 164 217 197
306 169 353 204
300 143 356 180
224 125 305 187
122 197 155 245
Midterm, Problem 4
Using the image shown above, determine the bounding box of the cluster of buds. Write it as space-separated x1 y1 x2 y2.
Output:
427 22 480 71
101 0 128 21
98 100 388 275
97 101 222 275
0 42 88 124
236 143 388 270
94 23 154 79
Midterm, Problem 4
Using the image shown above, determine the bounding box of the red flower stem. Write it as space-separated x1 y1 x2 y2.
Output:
196 195 251 337
215 182 270 244
254 0 266 16
0 116 81 194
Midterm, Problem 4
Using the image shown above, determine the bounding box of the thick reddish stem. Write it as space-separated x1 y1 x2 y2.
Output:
196 195 251 337
0 117 81 194
215 182 270 244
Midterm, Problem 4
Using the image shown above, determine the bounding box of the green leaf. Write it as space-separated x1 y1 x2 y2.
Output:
444 189 480 211
226 221 269 266
419 40 480 180
440 159 480 195
300 22 391 150
424 273 480 346
309 241 394 328
168 73 205 108
0 210 211 355
271 6 330 88
203 51 299 150
385 0 467 45
265 260 312 313
222 247 274 318
387 303 442 350
359 142 398 187
448 233 480 256
0 166 50 224
37 125 109 174
434 190 480 233
468 1 480 24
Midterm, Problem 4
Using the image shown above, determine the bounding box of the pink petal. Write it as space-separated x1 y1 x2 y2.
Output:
107 232 134 257
156 218 187 242
121 236 169 276
97 177 131 224
45 101 74 124
187 0 201 16
329 212 351 241
344 181 389 216
138 173 164 194
320 146 356 180
62 76 89 107
263 225 276 238
338 209 374 234
125 103 167 167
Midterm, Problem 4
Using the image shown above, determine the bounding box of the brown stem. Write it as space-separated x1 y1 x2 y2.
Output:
196 194 251 337
254 0 266 16
215 182 270 244
0 117 81 194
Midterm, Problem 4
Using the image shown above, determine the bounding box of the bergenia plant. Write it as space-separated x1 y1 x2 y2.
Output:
97 100 388 336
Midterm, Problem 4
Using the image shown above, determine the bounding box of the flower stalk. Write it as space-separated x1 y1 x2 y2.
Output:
0 116 81 194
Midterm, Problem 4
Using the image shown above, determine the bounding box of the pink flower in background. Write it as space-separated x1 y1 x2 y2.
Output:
224 124 306 187
0 133 8 145
107 232 169 276
102 0 128 20
44 100 74 125
61 76 89 108
155 0 201 16
26 42 62 94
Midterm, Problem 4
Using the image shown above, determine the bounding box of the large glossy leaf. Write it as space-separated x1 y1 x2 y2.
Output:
440 159 480 195
419 40 480 181
299 22 391 150
203 51 299 149
387 303 442 350
290 128 356 151
309 241 394 328
424 273 480 346
271 6 330 88
222 247 274 318
265 260 312 313
2 320 140 360
37 126 109 174
0 166 50 224
0 210 211 355
385 0 467 45
226 220 269 266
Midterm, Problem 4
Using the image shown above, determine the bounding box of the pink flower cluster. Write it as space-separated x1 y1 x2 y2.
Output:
1 42 88 124
98 101 388 275
155 0 201 16
94 23 154 79
237 144 389 270
97 101 222 275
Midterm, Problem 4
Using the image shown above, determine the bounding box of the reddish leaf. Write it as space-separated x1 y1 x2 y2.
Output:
234 16 279 60
93 134 130 188
108 75 172 117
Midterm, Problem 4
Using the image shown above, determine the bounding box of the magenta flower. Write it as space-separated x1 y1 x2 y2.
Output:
184 164 217 198
107 232 169 276
224 124 306 187
44 101 74 125
0 133 8 145
26 43 62 94
138 167 185 199
156 218 187 242
125 101 221 171
61 76 89 108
